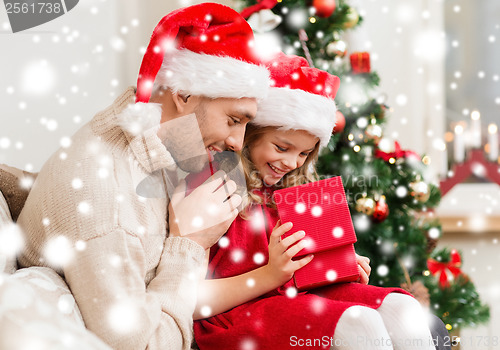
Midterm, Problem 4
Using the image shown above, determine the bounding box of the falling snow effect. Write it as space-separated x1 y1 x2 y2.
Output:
326 270 337 282
0 223 24 259
352 214 371 232
108 301 140 334
77 201 91 215
285 286 298 299
191 216 204 228
246 278 256 288
311 298 326 315
311 205 322 217
240 338 257 350
218 236 230 248
253 252 265 265
295 202 306 214
57 294 75 315
428 227 440 239
377 265 389 277
43 236 74 268
0 0 497 346
332 227 344 238
71 178 83 189
1 1 140 171
250 211 265 231
200 305 212 318
231 249 245 264
75 240 86 251
395 186 408 198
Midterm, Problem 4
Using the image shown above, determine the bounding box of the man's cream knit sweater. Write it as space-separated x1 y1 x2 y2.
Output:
17 87 206 350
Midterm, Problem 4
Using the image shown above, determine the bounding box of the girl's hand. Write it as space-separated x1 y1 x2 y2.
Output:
356 253 371 284
265 220 314 286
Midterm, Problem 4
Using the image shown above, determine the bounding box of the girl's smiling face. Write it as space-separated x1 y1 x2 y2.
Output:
248 128 319 186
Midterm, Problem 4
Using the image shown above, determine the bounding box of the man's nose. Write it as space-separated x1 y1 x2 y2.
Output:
226 128 245 152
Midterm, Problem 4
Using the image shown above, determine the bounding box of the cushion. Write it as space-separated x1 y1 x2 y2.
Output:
0 191 17 274
0 267 112 349
0 164 36 222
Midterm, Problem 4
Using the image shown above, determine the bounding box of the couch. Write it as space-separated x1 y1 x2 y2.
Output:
0 164 112 349
0 164 451 350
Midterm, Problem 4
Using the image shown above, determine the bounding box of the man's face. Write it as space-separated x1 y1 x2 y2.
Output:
196 96 257 155
160 96 257 173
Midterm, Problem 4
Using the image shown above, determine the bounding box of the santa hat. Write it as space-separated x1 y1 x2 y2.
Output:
252 53 340 148
136 2 270 103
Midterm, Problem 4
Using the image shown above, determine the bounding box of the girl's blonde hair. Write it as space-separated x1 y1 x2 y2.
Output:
240 124 320 210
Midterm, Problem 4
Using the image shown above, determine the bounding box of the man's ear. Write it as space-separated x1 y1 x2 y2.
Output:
172 92 191 113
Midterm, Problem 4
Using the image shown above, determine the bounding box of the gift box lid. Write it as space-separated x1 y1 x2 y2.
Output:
273 176 357 257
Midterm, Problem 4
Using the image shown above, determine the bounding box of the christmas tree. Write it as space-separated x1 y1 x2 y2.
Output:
234 0 489 331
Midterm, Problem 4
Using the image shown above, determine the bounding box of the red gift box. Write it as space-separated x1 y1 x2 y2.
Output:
273 176 359 290
350 52 371 74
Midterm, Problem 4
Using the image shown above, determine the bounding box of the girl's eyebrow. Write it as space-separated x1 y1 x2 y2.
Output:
276 137 314 152
275 137 293 146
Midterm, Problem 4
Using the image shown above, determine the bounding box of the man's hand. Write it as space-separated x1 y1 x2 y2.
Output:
168 171 241 249
356 254 371 284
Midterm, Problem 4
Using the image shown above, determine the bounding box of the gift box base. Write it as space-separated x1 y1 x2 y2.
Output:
294 244 359 291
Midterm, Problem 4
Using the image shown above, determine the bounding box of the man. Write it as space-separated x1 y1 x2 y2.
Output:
16 3 269 350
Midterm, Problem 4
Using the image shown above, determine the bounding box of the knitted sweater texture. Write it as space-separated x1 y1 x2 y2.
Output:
17 87 205 350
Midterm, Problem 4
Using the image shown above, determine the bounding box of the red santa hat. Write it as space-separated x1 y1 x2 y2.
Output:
135 2 270 103
252 53 340 148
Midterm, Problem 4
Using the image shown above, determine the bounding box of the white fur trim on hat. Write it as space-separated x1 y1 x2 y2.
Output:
152 49 269 100
252 87 337 148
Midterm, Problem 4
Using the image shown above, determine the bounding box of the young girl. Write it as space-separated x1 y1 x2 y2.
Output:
193 53 436 350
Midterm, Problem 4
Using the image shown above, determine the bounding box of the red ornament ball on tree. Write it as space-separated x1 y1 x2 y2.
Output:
313 0 336 18
372 197 389 222
333 110 345 134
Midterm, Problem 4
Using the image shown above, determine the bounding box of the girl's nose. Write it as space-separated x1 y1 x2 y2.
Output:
282 155 298 170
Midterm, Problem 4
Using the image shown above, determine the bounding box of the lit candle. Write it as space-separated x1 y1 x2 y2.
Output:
454 125 465 163
488 123 498 162
439 141 448 178
470 110 481 148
